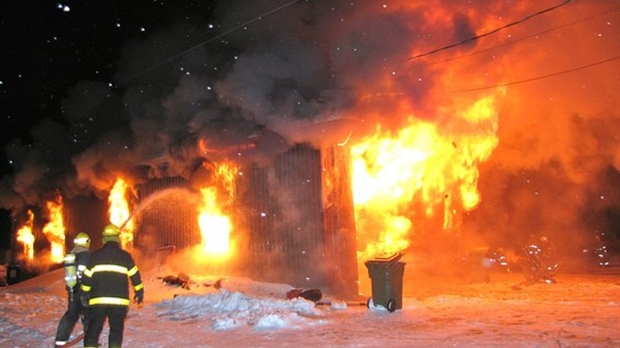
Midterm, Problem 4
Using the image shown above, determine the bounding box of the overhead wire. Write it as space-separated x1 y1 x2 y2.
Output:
48 0 304 139
396 0 619 94
425 4 620 93
366 1 618 96
116 0 578 88
119 0 301 85
110 0 613 100
438 55 620 94
425 6 620 66
406 0 574 61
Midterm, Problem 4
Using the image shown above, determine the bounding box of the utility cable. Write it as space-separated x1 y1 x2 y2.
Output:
407 0 574 61
119 0 301 85
439 55 620 94
426 6 620 66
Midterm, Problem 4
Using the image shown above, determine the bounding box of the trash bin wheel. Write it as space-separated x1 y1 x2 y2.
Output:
386 299 396 312
366 297 374 308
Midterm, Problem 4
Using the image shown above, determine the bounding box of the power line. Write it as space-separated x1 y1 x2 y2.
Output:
407 0 574 61
120 0 301 85
439 55 620 94
426 6 620 66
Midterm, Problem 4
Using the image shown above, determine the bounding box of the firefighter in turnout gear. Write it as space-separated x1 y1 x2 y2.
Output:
54 232 92 347
81 224 144 348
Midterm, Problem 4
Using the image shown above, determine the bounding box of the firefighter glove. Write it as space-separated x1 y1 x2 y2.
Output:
134 289 144 304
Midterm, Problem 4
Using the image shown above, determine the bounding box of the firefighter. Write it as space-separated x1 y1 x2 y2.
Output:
81 224 144 348
54 232 92 347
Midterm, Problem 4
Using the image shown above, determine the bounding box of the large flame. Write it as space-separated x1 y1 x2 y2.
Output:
16 210 35 260
108 177 134 249
351 95 499 259
42 194 66 263
198 187 232 259
196 161 238 262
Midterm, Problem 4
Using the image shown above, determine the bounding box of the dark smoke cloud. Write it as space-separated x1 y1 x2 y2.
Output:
1 1 618 262
0 1 444 213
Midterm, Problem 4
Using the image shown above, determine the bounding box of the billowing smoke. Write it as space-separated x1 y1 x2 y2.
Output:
1 0 618 270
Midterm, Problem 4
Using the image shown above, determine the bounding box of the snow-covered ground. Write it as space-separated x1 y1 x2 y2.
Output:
1 266 618 348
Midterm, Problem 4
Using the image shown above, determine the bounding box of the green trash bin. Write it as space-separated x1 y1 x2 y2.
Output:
365 253 405 312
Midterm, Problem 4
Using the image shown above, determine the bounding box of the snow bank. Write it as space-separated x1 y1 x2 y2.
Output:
155 281 325 331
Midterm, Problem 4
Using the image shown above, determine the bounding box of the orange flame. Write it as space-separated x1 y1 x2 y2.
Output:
198 187 232 260
214 160 237 203
199 139 257 157
351 95 499 259
16 210 35 260
196 161 238 262
108 177 134 249
42 195 66 263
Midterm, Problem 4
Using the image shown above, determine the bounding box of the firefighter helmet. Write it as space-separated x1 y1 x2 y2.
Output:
73 232 91 248
102 224 121 243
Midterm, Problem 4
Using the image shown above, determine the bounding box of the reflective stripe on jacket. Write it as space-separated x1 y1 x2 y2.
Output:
81 241 143 306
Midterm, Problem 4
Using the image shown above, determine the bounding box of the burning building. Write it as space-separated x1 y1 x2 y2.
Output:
2 1 619 294
6 140 360 295
119 141 359 296
5 96 501 297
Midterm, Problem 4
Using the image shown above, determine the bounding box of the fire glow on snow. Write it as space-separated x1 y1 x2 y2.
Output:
0 265 618 348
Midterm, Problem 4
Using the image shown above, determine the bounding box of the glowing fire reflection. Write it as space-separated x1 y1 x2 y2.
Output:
42 194 66 263
16 210 35 260
108 177 134 249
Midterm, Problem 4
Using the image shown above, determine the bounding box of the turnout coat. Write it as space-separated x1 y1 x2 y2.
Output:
81 241 143 306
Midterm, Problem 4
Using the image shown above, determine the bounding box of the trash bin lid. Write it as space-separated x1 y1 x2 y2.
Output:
367 252 404 264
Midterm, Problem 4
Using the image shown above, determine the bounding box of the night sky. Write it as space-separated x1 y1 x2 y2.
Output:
1 1 217 148
0 1 618 258
1 1 217 249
